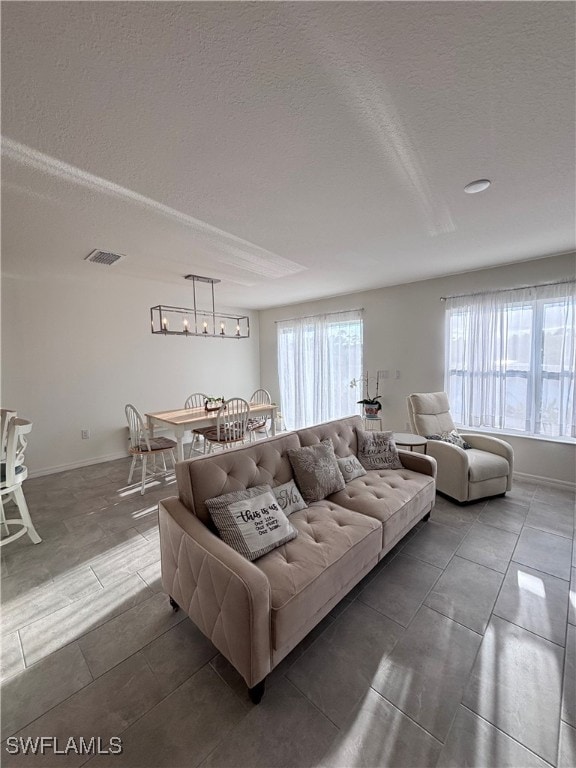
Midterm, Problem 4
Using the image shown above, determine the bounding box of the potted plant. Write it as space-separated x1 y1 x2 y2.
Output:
204 396 225 412
350 372 382 419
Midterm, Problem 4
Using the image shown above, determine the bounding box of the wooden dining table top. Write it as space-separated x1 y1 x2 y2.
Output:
146 402 277 426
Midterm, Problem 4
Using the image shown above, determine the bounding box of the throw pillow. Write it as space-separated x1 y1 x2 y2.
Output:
426 430 472 450
272 480 307 516
337 455 367 482
287 439 345 503
357 430 403 471
205 484 297 561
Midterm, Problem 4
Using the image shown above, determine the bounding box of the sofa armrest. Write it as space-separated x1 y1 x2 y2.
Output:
159 497 272 687
425 440 471 502
398 449 437 479
460 434 514 490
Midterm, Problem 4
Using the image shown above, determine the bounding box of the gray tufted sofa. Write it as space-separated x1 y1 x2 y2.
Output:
159 415 436 702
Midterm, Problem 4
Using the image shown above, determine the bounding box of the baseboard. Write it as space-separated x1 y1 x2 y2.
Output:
513 471 575 491
28 451 131 479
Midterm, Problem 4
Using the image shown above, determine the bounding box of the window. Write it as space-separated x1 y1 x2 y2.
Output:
445 282 575 439
277 310 363 430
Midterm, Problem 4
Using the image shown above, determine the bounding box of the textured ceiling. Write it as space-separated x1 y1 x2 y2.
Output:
2 2 574 308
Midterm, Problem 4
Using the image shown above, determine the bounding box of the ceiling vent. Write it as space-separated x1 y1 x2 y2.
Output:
84 249 124 266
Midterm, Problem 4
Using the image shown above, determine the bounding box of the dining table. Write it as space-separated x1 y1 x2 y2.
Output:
145 402 278 462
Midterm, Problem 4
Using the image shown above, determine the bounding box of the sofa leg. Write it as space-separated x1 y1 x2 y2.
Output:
169 596 180 612
423 511 431 522
249 679 266 705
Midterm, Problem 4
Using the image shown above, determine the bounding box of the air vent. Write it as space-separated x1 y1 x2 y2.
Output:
84 250 124 266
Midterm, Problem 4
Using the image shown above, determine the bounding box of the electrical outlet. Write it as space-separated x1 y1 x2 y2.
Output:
378 369 389 379
395 369 401 379
81 429 90 439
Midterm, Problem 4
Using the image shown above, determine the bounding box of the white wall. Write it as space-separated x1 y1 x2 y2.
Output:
2 270 260 474
259 253 576 486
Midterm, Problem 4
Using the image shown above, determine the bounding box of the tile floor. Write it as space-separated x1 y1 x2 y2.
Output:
1 459 575 767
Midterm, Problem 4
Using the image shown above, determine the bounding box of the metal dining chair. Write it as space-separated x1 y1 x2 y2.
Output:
193 398 251 453
184 392 209 457
0 416 41 547
246 388 272 442
125 404 177 495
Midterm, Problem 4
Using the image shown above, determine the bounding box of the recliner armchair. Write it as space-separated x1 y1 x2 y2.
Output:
407 392 513 503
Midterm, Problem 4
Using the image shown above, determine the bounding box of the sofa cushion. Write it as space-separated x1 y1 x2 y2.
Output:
337 455 367 482
296 415 363 457
287 440 345 503
272 480 307 516
357 430 403 470
176 432 302 526
328 468 436 549
256 501 381 649
205 484 297 561
467 449 510 482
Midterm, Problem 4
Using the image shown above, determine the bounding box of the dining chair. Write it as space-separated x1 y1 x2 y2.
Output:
0 416 41 547
125 404 177 495
193 398 251 453
247 388 272 442
184 392 209 457
1 409 17 462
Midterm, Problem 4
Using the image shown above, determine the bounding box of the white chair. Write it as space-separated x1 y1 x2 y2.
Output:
246 388 272 442
407 392 513 503
1 409 17 461
0 416 41 547
125 404 177 495
193 398 251 453
184 392 209 457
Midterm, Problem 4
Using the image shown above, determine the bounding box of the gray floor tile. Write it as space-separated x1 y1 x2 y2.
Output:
320 688 442 768
478 498 529 534
358 553 442 626
141 619 217 697
570 567 576 626
20 574 153 666
287 601 404 727
525 499 575 540
430 499 480 532
562 623 576 727
400 521 465 569
513 527 572 580
456 522 518 573
87 665 247 768
202 677 337 768
1 642 93 740
533 485 575 509
2 653 165 768
137 560 162 592
438 706 550 768
559 722 576 768
78 592 184 678
424 556 503 634
463 615 564 765
372 605 482 741
493 562 570 646
2 566 103 636
1 633 24 682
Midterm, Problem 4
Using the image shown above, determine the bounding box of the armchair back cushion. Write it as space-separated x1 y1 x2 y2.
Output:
408 392 456 437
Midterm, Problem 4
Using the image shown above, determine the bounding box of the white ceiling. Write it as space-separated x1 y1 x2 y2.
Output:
2 2 574 309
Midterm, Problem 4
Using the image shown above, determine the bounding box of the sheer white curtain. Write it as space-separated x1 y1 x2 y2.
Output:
445 281 575 438
277 310 363 430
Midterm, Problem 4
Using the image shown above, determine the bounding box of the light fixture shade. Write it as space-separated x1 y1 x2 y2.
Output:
150 305 250 338
464 179 491 194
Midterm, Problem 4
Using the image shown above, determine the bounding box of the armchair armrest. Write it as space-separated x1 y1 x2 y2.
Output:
159 497 272 687
460 434 513 490
398 450 437 479
425 440 471 502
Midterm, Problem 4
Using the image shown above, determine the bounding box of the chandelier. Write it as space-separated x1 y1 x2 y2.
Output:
150 275 250 338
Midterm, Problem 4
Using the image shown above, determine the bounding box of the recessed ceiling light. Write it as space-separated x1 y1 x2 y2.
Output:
464 179 491 194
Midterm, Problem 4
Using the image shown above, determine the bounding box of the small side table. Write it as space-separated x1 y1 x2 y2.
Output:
363 417 382 431
393 432 427 454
